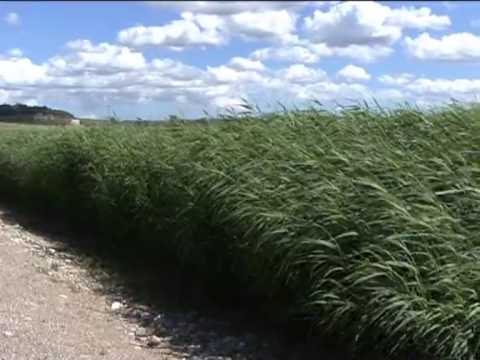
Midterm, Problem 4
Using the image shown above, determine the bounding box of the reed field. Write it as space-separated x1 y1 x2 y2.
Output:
1 103 480 359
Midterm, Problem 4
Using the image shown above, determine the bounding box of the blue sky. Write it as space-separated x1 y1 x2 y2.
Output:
1 1 480 119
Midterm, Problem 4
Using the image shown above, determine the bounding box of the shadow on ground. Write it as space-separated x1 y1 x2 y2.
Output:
0 200 430 360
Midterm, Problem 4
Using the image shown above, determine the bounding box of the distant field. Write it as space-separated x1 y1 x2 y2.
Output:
1 104 480 360
0 122 40 128
0 122 85 130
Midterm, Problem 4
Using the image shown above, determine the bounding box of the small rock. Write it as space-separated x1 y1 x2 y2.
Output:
111 301 123 312
48 260 59 271
3 331 14 337
131 308 152 322
48 248 56 255
135 327 147 337
135 327 153 338
153 314 164 323
140 311 153 322
147 335 162 347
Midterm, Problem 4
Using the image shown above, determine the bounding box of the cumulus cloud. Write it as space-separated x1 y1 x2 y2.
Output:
304 2 449 48
146 1 309 15
405 32 480 61
373 74 480 106
228 10 298 43
119 9 297 49
378 73 414 86
228 57 265 72
295 81 371 102
332 44 392 63
280 64 326 83
48 40 147 75
0 57 47 86
304 2 401 47
0 40 253 115
387 6 451 30
1 1 469 121
118 12 227 50
373 88 409 102
4 12 20 26
251 42 391 64
206 64 266 84
250 2 447 65
337 64 371 82
120 1 447 62
0 36 384 118
251 45 325 64
405 78 480 95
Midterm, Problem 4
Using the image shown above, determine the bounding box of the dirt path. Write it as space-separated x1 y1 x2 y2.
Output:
1 204 349 360
0 209 174 360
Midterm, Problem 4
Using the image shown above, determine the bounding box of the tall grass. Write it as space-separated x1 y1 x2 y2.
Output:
1 104 480 359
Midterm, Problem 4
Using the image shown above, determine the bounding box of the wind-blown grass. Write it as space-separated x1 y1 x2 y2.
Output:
1 104 480 359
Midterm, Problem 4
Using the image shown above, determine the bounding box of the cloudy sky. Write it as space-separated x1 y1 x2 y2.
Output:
1 1 479 119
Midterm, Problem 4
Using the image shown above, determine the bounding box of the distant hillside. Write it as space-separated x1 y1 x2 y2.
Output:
0 104 75 125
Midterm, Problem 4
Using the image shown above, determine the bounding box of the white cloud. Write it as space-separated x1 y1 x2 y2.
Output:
387 6 451 30
250 2 444 65
295 81 371 102
280 64 326 83
378 73 414 86
333 44 392 63
405 78 480 95
4 12 20 26
405 32 480 61
146 1 339 16
206 65 265 84
303 2 449 47
337 64 371 82
251 45 324 64
119 8 298 50
145 1 309 15
2 36 372 116
304 2 400 47
374 88 409 102
0 57 47 86
373 75 480 105
118 12 226 50
251 42 391 64
48 40 146 74
211 96 245 110
228 10 298 43
150 58 204 80
229 57 265 71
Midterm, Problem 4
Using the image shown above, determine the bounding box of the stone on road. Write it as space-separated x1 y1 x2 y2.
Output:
0 213 165 360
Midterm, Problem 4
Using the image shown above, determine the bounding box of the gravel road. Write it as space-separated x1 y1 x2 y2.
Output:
0 204 353 360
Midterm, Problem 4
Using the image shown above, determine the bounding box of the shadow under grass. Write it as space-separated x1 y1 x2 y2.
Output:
0 195 434 360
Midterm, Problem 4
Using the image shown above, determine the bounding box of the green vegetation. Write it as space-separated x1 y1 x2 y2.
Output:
1 104 480 359
0 103 74 125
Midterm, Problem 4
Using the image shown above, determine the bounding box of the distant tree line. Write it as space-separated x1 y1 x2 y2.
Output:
0 103 74 125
